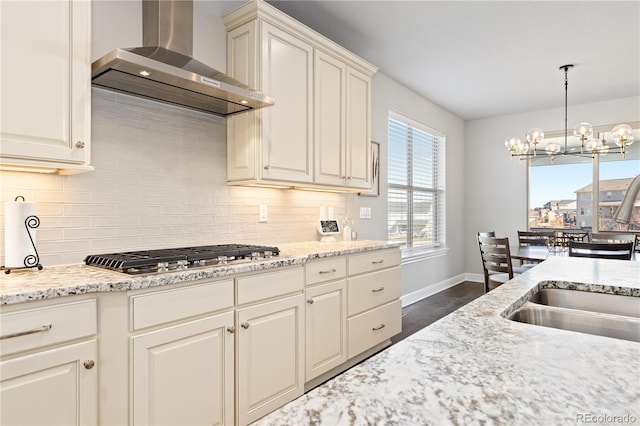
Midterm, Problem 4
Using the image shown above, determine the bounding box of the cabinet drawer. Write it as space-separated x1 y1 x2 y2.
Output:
347 299 401 359
237 267 304 305
1 300 96 357
131 279 233 331
348 267 401 316
348 249 401 276
305 257 347 286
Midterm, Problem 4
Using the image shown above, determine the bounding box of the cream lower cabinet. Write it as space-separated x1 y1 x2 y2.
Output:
129 279 235 426
0 299 97 425
132 312 234 426
0 0 92 174
236 267 305 426
347 250 402 359
304 258 348 381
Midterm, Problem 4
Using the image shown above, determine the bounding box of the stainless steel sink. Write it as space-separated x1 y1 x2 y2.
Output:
509 302 640 342
530 289 640 318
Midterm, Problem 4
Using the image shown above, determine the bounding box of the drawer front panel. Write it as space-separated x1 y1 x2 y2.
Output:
1 300 96 356
348 249 400 276
132 279 234 331
347 299 401 359
347 267 401 316
305 257 347 286
237 267 304 305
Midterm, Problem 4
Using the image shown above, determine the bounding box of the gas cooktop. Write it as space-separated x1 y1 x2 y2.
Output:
84 244 280 275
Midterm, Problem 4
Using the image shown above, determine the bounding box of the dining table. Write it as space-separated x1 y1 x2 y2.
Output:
511 245 638 262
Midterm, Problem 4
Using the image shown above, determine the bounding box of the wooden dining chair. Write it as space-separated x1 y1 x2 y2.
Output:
561 231 589 243
568 241 634 260
477 236 516 293
590 232 635 245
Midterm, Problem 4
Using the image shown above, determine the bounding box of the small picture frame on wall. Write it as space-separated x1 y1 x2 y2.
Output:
358 141 380 197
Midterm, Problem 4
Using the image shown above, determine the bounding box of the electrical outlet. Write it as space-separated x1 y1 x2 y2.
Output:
360 207 372 219
259 205 268 222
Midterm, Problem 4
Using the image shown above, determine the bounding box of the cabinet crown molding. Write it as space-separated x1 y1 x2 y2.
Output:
223 0 378 76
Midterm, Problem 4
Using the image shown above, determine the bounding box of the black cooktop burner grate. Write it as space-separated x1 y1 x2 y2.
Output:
84 244 280 274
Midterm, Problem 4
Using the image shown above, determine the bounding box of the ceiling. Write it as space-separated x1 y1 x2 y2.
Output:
213 1 640 121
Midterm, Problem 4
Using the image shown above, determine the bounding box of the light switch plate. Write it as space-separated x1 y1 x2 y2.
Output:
259 205 268 222
360 207 371 219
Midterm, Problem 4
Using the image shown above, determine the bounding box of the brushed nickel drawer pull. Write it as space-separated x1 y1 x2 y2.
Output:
1 323 52 340
241 322 250 329
371 260 384 265
371 287 385 293
319 269 337 274
372 324 386 331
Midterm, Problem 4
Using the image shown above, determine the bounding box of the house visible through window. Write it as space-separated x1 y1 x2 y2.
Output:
387 111 445 249
528 125 639 232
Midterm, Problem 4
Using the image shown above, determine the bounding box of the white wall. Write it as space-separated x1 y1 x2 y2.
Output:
348 73 467 301
464 96 640 275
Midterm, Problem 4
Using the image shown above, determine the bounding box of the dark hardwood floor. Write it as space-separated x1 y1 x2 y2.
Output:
391 281 484 344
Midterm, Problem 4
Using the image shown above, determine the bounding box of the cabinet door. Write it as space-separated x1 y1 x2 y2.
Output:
132 313 234 426
260 22 313 183
0 340 97 425
314 50 347 186
345 67 371 189
237 294 304 425
0 0 90 166
227 21 260 181
305 280 347 381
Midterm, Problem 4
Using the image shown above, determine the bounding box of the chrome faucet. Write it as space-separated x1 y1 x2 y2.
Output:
614 174 640 224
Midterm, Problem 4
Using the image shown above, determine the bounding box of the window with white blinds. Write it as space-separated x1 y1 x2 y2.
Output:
388 112 445 249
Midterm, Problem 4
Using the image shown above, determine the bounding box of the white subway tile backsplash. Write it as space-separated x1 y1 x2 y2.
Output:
0 90 345 266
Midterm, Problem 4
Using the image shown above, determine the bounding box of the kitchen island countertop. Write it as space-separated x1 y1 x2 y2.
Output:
0 240 399 305
255 256 640 426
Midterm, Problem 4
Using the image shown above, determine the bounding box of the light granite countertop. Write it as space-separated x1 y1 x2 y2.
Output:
0 240 399 305
255 257 640 426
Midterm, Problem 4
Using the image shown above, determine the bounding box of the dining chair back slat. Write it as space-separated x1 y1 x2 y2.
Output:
568 241 634 260
477 235 514 293
518 230 555 246
590 233 636 253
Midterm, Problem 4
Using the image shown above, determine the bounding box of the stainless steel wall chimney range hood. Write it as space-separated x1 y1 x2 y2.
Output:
91 0 273 117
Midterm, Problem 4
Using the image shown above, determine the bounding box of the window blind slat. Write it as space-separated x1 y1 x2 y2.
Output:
388 113 445 248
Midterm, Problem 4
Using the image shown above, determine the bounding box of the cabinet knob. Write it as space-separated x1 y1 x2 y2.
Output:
83 360 95 369
75 141 86 149
241 322 250 329
264 165 270 170
307 299 314 304
226 326 236 334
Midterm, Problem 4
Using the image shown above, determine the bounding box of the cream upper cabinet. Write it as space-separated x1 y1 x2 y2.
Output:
345 67 372 189
227 20 313 184
0 299 97 425
314 51 372 189
0 0 92 174
224 0 376 191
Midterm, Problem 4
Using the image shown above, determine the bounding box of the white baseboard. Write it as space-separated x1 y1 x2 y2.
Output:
465 273 484 283
401 273 477 307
